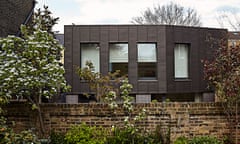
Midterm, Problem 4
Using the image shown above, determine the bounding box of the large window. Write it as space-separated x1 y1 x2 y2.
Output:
81 43 100 72
137 43 157 80
174 44 189 78
109 43 128 76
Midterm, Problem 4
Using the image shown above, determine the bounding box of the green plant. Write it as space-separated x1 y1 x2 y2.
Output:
174 137 188 144
49 131 66 144
0 6 70 135
189 136 223 144
148 124 171 144
151 99 158 103
64 123 106 144
106 127 151 144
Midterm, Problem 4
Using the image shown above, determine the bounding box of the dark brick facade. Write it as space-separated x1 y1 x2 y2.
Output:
0 0 35 37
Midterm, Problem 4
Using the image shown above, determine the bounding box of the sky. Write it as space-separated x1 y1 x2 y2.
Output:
36 0 240 33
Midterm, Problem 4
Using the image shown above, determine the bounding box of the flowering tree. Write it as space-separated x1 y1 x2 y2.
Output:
77 62 147 142
202 40 240 143
0 7 69 135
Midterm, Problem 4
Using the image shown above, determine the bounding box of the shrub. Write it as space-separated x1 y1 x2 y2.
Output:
174 137 188 144
148 124 170 144
49 131 66 144
106 127 150 144
188 136 223 144
64 123 106 144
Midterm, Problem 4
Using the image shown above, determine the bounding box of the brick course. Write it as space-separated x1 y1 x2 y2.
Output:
5 102 237 141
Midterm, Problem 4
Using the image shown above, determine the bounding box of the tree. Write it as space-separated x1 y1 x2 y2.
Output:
28 5 59 35
132 2 201 26
76 61 123 102
202 39 239 144
217 11 240 31
0 6 69 136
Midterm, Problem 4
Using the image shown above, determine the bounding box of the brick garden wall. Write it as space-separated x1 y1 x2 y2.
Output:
5 102 235 141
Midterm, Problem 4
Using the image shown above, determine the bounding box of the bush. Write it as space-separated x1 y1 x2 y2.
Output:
189 136 223 144
49 131 66 144
106 127 150 144
64 123 106 144
149 124 171 144
174 137 188 144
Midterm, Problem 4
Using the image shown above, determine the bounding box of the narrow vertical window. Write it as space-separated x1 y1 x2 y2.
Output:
81 43 100 72
137 43 157 80
109 43 128 76
174 44 189 78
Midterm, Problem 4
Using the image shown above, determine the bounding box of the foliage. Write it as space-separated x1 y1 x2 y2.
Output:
174 137 188 144
49 131 66 144
0 26 68 102
188 136 223 144
0 5 69 135
28 5 59 35
106 127 151 144
76 61 123 102
0 116 39 144
77 63 149 143
149 124 171 144
174 136 223 144
202 39 240 143
64 123 107 144
132 2 201 26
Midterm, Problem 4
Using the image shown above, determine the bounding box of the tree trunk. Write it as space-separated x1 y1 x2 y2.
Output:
37 104 45 136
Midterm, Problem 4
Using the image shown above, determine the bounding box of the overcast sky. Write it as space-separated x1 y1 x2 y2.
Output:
36 0 240 33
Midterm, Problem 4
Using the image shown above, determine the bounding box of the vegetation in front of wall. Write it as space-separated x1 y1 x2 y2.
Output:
48 125 228 144
202 36 240 143
64 123 107 144
0 116 39 144
0 5 70 137
174 136 227 144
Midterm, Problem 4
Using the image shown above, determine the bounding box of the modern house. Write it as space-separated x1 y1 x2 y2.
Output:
0 0 35 37
64 25 226 103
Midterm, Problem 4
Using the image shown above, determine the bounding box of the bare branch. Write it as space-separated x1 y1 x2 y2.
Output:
132 2 201 26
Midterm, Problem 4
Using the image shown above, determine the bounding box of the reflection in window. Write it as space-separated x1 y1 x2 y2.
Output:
81 43 100 72
109 43 128 76
137 43 157 80
174 44 189 78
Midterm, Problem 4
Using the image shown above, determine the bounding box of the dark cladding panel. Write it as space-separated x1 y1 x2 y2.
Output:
64 25 226 96
100 26 109 75
148 26 157 41
109 26 118 41
138 81 159 93
64 26 73 87
90 26 100 41
72 26 81 92
100 26 109 41
157 26 167 92
128 26 138 92
118 26 128 41
137 25 148 41
80 26 90 41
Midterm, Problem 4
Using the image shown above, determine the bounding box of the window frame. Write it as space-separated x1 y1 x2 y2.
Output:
109 42 129 77
137 42 158 80
80 43 100 73
174 43 190 80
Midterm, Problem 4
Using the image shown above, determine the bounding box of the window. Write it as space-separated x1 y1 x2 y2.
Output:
109 43 128 76
137 43 157 80
174 44 189 78
81 43 100 72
